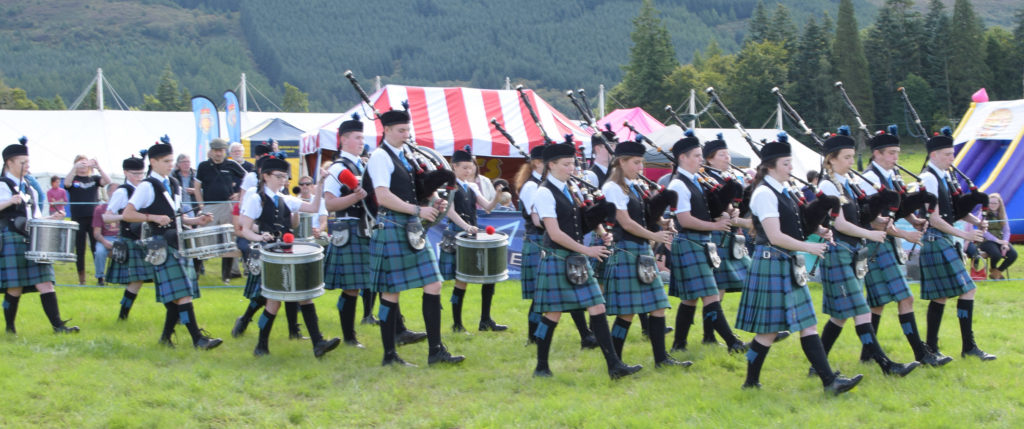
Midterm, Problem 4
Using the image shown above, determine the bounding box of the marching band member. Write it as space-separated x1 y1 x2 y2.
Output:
103 154 153 320
236 156 340 357
531 142 641 379
0 137 80 335
514 145 547 344
734 136 862 394
587 132 614 186
439 146 507 332
122 140 221 349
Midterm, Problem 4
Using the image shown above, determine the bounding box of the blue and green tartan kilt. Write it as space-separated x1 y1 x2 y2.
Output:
735 245 818 334
244 273 262 299
520 233 543 300
534 247 605 313
711 230 750 293
106 238 153 285
0 230 54 291
587 234 608 281
368 212 442 294
600 240 670 315
863 239 912 307
919 229 976 300
438 223 461 281
324 219 371 291
820 242 871 319
668 232 718 300
152 247 200 304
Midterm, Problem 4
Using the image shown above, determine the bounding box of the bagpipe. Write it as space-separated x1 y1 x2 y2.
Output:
345 71 456 229
705 87 840 237
897 87 987 221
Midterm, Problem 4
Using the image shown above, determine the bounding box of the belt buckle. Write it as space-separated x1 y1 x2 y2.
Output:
762 250 771 259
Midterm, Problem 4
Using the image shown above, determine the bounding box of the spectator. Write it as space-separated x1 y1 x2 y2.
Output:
172 154 198 215
229 142 255 173
967 193 1017 280
65 154 111 285
195 138 247 284
92 183 120 286
471 162 496 209
802 169 819 202
47 175 68 215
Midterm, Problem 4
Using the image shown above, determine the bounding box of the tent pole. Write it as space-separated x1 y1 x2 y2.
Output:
240 73 248 112
688 89 696 129
598 84 605 119
313 149 323 182
375 76 381 92
97 68 104 111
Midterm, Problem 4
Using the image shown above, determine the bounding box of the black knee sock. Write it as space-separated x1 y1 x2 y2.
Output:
673 303 696 349
611 317 631 359
702 306 716 343
957 299 976 352
39 292 64 328
423 293 443 350
480 283 495 322
638 312 650 333
535 316 558 371
177 302 202 344
649 315 669 363
221 257 233 279
338 293 358 341
161 302 178 340
527 301 541 341
801 334 837 386
705 301 739 347
856 322 892 370
378 299 399 356
395 303 409 333
242 297 265 322
285 301 300 335
570 309 592 339
119 290 138 319
899 311 929 360
926 301 945 350
820 319 844 355
362 290 377 319
256 309 276 349
745 339 771 386
4 293 20 332
450 287 466 327
861 313 882 361
871 312 882 335
300 303 325 344
589 312 625 369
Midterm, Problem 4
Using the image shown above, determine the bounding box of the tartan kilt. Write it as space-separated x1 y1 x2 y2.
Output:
820 242 870 319
324 219 371 291
520 233 543 300
439 246 457 281
0 230 54 291
863 239 913 307
368 212 442 294
243 273 262 299
534 247 605 313
919 229 976 300
711 230 750 293
152 247 200 304
668 232 718 300
588 234 608 280
106 238 153 285
600 240 670 315
735 245 817 334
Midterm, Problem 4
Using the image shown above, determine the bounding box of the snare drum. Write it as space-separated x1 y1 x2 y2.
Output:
260 242 325 302
455 232 509 284
25 219 79 263
295 212 315 242
178 224 237 260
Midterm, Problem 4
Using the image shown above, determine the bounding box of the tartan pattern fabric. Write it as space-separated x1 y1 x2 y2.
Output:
668 232 718 300
243 273 262 299
520 233 543 299
820 242 870 319
368 212 442 293
863 240 912 307
919 229 976 300
439 244 457 281
324 219 371 291
588 235 608 280
735 245 818 334
533 247 605 313
152 247 200 304
105 238 153 285
600 240 670 315
0 230 55 290
711 230 749 293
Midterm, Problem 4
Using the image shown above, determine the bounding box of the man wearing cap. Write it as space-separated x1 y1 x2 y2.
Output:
366 108 464 366
194 138 246 284
103 154 154 321
229 142 256 173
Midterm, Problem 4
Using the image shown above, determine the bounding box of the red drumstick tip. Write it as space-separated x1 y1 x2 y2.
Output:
282 233 294 243
485 225 495 234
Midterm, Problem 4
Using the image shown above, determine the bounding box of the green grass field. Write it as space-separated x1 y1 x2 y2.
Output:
1 247 1022 428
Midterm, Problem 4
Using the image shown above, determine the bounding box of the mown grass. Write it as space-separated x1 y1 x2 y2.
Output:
2 249 1023 427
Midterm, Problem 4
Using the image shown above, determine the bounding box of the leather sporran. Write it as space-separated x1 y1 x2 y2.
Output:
705 242 722 269
111 240 129 264
791 253 809 287
565 254 590 286
637 254 658 284
731 234 748 260
405 220 426 251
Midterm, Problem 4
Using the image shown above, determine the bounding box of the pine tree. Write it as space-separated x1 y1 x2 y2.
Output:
282 82 310 112
746 0 770 44
142 65 189 111
726 41 789 126
947 0 991 115
865 0 924 126
609 0 679 114
922 0 952 118
0 78 39 110
983 28 1016 100
832 0 874 162
789 16 832 131
766 3 798 54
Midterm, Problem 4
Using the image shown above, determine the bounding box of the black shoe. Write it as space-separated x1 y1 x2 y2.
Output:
344 339 365 349
664 326 674 335
580 333 599 350
926 344 955 364
824 374 864 396
702 339 722 346
525 336 538 346
859 346 873 364
670 343 687 353
882 361 920 377
97 277 105 286
533 367 554 377
920 351 954 367
608 362 643 380
231 316 250 338
962 347 997 361
808 367 843 378
361 315 380 325
53 321 80 334
313 337 341 358
253 345 269 357
773 331 791 343
655 356 693 368
159 336 174 348
479 319 508 332
289 325 308 340
5 326 15 335
428 345 466 365
741 382 762 389
194 331 223 350
382 352 416 367
396 329 427 346
727 341 749 354
452 324 468 333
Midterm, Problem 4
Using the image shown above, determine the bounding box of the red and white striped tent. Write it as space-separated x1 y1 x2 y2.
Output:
299 84 590 157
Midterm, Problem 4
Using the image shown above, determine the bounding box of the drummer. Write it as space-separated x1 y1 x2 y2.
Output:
439 146 507 333
121 140 221 349
103 154 154 320
0 137 80 335
236 156 340 357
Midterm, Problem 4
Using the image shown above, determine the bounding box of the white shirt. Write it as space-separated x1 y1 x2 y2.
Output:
667 167 698 214
749 175 791 220
919 161 951 199
105 183 135 214
581 170 599 188
818 172 848 199
601 180 639 211
534 175 569 220
519 171 542 215
128 172 178 212
0 172 41 218
325 151 364 198
367 141 407 189
240 171 257 192
859 161 895 196
240 185 304 221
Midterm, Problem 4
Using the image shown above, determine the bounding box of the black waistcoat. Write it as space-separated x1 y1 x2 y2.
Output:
256 191 293 236
589 164 608 187
752 183 805 245
0 177 29 222
925 165 956 224
519 175 542 235
380 145 417 205
541 180 583 251
452 182 477 226
139 176 181 234
822 175 863 246
116 183 139 239
331 156 367 219
610 182 648 244
674 172 711 232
